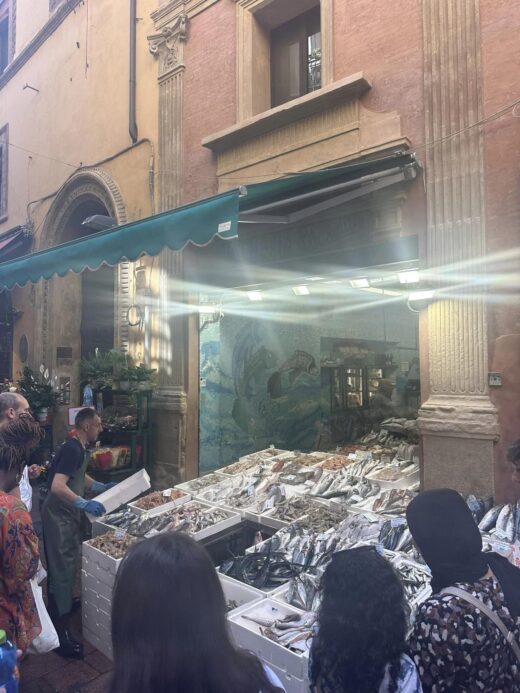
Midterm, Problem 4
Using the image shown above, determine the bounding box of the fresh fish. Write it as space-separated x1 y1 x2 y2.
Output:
478 504 504 532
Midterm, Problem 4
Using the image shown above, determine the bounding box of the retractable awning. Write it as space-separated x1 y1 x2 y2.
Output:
0 151 418 291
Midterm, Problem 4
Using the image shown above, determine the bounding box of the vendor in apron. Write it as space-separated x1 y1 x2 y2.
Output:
42 407 114 658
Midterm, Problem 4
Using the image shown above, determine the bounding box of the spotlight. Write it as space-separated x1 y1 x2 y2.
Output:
409 290 434 301
407 289 435 313
292 285 310 296
398 269 420 284
349 278 370 288
247 291 263 301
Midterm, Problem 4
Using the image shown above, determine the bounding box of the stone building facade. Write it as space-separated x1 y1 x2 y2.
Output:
0 0 518 500
146 0 519 500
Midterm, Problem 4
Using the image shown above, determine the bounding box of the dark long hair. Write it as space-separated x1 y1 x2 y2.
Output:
0 414 42 490
310 547 407 693
110 532 283 693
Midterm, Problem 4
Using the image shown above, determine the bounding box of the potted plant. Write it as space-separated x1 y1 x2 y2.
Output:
17 366 58 422
132 364 157 391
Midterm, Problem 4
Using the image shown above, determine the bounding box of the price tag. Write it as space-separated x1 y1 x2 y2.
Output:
115 528 127 540
163 489 171 498
348 453 356 460
142 512 150 522
391 517 406 528
264 496 276 510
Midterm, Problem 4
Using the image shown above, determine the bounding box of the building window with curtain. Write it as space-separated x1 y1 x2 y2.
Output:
271 6 321 107
0 125 8 220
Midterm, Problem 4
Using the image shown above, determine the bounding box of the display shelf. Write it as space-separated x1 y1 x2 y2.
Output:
89 390 152 482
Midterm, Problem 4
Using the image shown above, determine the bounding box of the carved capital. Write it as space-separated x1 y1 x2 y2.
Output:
148 13 188 80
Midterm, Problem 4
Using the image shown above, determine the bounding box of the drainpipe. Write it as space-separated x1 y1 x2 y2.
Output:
129 0 138 143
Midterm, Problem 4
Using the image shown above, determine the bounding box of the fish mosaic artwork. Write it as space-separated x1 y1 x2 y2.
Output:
267 349 318 400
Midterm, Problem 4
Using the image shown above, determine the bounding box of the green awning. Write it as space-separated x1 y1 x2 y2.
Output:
0 152 418 291
0 189 239 290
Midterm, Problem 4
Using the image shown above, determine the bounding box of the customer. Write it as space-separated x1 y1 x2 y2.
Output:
309 546 422 693
508 438 520 484
0 392 41 511
110 532 285 693
407 488 520 692
0 417 43 652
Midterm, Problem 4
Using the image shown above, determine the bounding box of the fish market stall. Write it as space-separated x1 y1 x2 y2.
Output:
81 444 520 690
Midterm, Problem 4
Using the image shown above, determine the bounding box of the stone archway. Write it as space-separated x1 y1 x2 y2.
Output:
35 168 130 397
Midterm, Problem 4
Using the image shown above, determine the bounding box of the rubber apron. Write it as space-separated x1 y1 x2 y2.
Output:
42 443 87 617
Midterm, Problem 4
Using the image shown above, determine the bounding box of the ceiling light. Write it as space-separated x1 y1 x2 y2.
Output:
409 290 434 301
398 269 420 284
349 278 370 288
306 276 323 281
292 285 310 296
324 280 341 285
247 291 263 301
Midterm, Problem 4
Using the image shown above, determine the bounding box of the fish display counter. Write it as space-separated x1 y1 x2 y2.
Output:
81 441 520 690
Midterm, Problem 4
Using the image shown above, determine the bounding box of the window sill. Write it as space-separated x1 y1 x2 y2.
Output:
202 72 371 153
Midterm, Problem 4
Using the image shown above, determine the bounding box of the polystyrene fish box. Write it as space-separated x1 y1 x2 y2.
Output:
87 469 151 521
128 488 191 517
267 659 310 693
82 537 124 578
228 599 312 678
82 569 113 602
83 626 113 661
174 471 228 494
220 574 266 615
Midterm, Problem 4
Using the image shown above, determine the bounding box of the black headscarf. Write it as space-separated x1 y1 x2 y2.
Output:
406 488 520 618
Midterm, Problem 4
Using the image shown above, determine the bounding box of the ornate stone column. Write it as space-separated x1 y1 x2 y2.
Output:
419 0 499 495
148 9 189 487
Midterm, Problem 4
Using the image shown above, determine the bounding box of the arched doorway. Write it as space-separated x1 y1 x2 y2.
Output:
59 198 116 358
37 169 129 401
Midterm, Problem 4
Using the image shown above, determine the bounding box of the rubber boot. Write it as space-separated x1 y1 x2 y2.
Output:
47 593 84 659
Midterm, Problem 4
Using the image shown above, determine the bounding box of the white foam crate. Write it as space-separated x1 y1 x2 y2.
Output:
228 599 311 678
366 466 420 490
218 563 290 596
83 626 113 660
91 500 241 541
82 537 124 578
128 488 191 516
175 471 228 494
220 573 266 615
267 659 310 693
82 568 113 601
87 469 151 521
258 495 338 531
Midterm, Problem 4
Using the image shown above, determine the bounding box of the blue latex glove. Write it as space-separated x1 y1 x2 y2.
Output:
91 480 117 494
73 497 106 516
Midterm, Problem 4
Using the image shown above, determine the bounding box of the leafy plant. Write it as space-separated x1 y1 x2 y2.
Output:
17 366 58 414
80 351 156 390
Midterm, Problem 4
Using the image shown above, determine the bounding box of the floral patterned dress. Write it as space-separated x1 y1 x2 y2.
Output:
0 492 41 651
409 576 520 692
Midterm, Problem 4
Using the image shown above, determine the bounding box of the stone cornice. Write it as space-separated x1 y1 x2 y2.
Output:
0 0 82 91
151 0 219 29
202 73 371 152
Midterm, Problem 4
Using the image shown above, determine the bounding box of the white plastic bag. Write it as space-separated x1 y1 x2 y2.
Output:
27 579 60 654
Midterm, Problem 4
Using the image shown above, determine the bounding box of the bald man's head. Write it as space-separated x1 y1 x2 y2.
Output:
0 392 30 426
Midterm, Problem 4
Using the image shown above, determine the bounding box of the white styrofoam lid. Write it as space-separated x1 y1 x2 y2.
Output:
86 469 151 521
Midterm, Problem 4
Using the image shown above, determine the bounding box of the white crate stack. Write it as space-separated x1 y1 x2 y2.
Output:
81 540 122 659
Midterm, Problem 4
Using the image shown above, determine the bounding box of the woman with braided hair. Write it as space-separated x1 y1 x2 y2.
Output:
0 416 43 652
